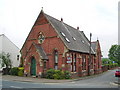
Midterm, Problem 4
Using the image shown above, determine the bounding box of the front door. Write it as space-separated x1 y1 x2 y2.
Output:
31 57 36 76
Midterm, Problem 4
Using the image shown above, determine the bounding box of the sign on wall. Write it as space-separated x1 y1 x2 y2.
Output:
66 56 72 63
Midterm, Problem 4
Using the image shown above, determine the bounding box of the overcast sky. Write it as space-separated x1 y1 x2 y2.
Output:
0 0 119 58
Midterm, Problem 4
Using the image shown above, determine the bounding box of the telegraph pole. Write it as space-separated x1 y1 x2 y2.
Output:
88 33 92 76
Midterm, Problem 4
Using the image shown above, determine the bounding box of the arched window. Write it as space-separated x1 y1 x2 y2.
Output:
71 53 76 72
38 32 45 44
54 50 58 70
82 55 86 70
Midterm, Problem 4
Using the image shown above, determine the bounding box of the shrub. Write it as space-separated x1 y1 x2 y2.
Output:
53 73 60 79
64 71 71 79
18 67 24 76
46 69 55 79
18 70 24 76
53 70 64 79
9 67 19 76
18 67 24 70
45 69 71 79
113 63 118 66
2 68 11 75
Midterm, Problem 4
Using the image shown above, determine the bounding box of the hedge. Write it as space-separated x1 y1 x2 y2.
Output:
45 69 71 80
9 67 24 76
9 67 19 76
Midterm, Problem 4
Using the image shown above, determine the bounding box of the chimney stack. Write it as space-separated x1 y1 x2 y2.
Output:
61 18 63 22
77 26 79 30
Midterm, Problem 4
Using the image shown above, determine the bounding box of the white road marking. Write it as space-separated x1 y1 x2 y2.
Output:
44 83 59 84
10 86 22 88
69 82 75 83
109 82 119 86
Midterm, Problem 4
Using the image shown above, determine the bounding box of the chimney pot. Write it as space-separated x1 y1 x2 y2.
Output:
61 18 63 22
77 26 79 30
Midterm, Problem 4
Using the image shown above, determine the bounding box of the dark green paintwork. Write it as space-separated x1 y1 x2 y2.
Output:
31 57 36 76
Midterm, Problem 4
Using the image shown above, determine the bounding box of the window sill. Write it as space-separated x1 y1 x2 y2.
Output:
82 70 86 73
71 72 77 74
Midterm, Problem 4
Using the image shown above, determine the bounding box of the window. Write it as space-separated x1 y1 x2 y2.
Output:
72 37 76 41
54 51 58 70
65 38 70 43
61 32 66 37
71 53 76 72
82 55 86 70
81 40 85 44
38 32 45 44
44 61 46 69
60 32 70 43
90 56 93 69
17 55 19 60
73 54 76 71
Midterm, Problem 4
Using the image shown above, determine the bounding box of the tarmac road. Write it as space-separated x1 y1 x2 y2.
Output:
1 69 119 89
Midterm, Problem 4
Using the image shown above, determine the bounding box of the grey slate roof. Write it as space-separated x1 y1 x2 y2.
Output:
34 44 48 60
44 13 95 54
91 42 97 52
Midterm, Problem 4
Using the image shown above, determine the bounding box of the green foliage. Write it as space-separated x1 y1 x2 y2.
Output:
53 70 64 80
9 67 19 76
45 69 71 79
64 71 71 79
9 67 24 76
108 45 120 66
113 63 118 66
18 67 24 76
18 70 24 76
0 52 12 69
102 58 109 65
18 67 24 70
46 69 55 79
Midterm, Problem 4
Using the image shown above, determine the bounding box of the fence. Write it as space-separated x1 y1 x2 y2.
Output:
102 65 118 72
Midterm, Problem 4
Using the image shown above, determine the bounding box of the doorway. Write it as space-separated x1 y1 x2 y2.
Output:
31 57 36 76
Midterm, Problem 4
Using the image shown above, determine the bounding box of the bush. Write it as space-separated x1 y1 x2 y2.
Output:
64 71 71 79
113 63 118 66
45 69 71 79
9 67 19 76
53 70 64 80
18 67 24 70
18 70 24 76
18 67 24 76
46 69 55 79
2 68 11 75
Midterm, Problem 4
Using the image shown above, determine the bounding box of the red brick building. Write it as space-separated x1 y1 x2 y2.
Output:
20 10 102 77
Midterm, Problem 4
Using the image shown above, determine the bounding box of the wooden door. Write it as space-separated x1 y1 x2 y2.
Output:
31 57 36 76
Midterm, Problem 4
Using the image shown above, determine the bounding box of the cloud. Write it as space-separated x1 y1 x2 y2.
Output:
0 0 118 57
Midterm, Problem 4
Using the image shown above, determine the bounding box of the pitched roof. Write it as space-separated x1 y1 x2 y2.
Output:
91 41 97 52
44 13 95 54
33 43 48 60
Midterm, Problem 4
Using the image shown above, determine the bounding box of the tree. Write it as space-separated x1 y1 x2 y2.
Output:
102 58 109 65
108 45 120 66
0 52 12 69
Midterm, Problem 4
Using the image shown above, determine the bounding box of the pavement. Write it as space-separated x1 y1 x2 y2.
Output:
2 71 110 83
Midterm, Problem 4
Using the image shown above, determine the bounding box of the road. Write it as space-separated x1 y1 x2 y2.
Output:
1 69 119 89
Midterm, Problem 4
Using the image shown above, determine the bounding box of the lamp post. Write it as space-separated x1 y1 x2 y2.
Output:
88 33 92 76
